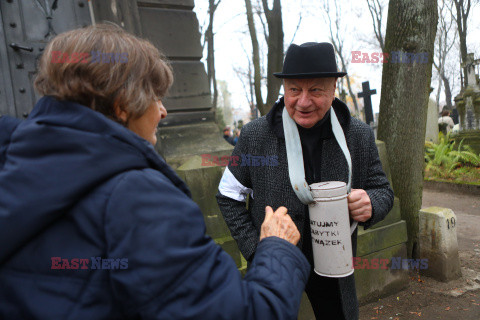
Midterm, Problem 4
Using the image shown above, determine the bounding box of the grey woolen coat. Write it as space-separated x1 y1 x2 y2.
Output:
217 97 394 320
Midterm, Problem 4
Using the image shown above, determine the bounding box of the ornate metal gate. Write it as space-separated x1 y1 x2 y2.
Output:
0 0 90 117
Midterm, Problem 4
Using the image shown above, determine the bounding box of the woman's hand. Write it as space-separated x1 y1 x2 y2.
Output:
260 206 301 245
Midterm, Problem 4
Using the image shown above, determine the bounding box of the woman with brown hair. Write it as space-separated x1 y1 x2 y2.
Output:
0 24 309 319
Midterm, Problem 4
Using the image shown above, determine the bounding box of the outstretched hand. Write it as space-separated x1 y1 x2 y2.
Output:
260 206 300 245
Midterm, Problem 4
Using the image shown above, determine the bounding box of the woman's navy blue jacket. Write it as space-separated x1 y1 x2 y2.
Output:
0 97 310 319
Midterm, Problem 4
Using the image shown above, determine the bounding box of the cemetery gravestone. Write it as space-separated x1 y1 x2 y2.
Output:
453 53 480 154
425 98 439 143
357 81 377 126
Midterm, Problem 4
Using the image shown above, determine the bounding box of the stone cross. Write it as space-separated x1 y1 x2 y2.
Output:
358 81 377 125
461 53 480 87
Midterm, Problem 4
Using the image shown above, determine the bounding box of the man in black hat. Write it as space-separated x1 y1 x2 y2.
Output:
216 42 393 320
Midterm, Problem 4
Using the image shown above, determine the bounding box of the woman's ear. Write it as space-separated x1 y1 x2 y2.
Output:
114 101 128 124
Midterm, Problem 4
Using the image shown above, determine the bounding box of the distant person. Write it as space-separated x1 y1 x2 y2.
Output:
438 110 455 134
0 24 310 319
233 129 241 145
223 127 235 145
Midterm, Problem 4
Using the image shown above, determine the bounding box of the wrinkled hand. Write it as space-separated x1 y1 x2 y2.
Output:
347 189 372 222
260 206 300 245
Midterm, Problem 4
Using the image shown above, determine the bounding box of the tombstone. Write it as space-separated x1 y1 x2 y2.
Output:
453 53 480 154
357 81 376 126
451 108 459 124
354 141 409 304
425 98 439 143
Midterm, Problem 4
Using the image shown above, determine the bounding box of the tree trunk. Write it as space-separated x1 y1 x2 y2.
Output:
453 0 470 87
262 0 284 113
366 0 386 52
377 0 438 258
433 0 455 111
442 74 453 109
206 0 220 110
245 0 264 115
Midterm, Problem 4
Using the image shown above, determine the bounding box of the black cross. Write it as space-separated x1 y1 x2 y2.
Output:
357 81 377 125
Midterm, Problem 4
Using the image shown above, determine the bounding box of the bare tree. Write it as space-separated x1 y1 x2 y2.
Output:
261 0 284 111
205 0 222 110
245 0 264 114
451 0 471 87
323 0 359 115
366 0 386 52
244 0 284 115
377 0 438 258
434 0 456 109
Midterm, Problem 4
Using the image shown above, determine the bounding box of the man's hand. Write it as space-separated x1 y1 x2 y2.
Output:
260 206 300 245
347 189 372 222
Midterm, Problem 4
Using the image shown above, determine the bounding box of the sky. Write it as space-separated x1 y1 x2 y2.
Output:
193 0 480 125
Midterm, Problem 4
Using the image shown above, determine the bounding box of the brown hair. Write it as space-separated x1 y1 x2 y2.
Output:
441 110 450 117
34 24 173 123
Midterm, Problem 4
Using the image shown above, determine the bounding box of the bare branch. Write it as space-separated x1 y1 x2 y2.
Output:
366 0 385 51
289 13 303 46
255 1 269 43
245 0 264 112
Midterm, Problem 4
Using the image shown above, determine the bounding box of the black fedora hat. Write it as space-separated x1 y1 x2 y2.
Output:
274 42 347 78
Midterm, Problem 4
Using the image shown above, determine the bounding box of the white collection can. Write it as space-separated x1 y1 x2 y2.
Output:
308 181 355 278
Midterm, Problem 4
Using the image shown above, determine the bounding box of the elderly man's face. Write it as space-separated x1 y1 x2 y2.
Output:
283 78 337 128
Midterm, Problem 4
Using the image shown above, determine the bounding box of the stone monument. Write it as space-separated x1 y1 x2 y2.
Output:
453 53 480 154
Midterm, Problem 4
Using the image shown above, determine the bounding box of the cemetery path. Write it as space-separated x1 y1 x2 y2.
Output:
359 186 480 320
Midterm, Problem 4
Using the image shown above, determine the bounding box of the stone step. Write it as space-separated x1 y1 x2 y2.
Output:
357 220 408 256
355 243 409 304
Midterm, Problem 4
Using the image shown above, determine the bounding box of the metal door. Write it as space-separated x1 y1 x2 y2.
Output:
0 0 91 118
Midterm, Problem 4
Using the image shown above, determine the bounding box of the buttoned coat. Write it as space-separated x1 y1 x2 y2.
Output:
217 97 394 319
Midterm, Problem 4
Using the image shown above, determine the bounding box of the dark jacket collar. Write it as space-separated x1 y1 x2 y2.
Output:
266 96 351 138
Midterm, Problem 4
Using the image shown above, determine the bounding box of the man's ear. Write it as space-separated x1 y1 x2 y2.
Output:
114 101 128 123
